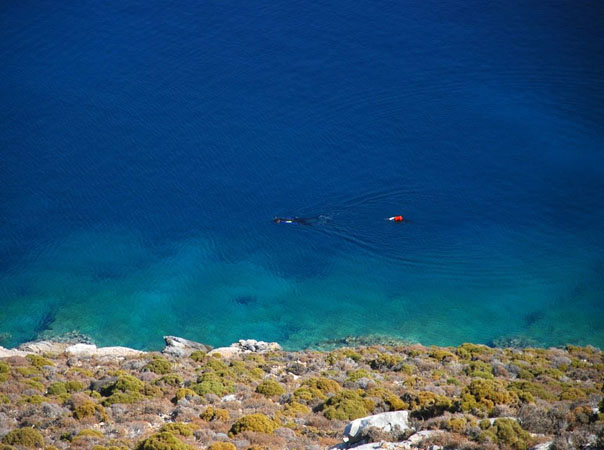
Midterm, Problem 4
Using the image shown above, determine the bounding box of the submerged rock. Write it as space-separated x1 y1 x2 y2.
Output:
162 335 212 357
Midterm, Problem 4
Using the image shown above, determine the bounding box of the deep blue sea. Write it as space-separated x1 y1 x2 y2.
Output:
1 0 604 350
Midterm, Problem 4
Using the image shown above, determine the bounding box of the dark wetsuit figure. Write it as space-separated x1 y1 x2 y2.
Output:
273 217 311 225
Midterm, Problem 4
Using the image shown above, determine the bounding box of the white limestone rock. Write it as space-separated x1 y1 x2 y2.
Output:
531 442 553 450
344 411 412 445
65 343 142 358
162 336 212 358
18 340 70 354
208 339 281 358
0 346 27 358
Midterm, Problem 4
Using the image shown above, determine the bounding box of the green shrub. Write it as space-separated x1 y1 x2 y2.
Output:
446 417 467 433
25 379 45 392
155 374 183 387
229 414 277 435
134 432 193 450
366 387 408 411
200 406 230 422
460 378 516 413
191 372 234 397
322 390 374 420
144 357 172 375
508 381 556 402
346 369 372 382
73 400 109 421
480 418 534 450
2 427 44 448
189 350 206 362
456 343 492 360
102 375 144 396
559 387 588 401
406 391 453 418
430 349 457 361
159 423 197 437
0 394 9 404
256 379 286 397
102 391 143 406
173 388 198 403
26 354 54 368
370 353 402 370
292 377 341 404
283 401 311 417
77 429 104 438
464 361 494 379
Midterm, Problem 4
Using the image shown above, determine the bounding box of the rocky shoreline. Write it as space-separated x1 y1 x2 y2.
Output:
0 336 602 449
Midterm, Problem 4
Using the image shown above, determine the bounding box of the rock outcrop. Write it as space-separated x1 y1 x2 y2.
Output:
343 411 412 445
65 343 142 358
162 336 212 358
208 339 282 358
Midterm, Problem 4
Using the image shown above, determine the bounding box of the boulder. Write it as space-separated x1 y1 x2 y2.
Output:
531 442 553 450
0 346 27 358
162 336 212 358
343 411 411 445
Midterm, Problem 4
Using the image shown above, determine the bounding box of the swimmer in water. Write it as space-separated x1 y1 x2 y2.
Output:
273 217 311 225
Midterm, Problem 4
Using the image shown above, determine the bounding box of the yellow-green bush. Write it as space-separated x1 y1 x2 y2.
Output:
508 380 555 402
256 379 285 397
283 401 311 417
346 369 372 382
322 390 374 420
456 343 492 360
479 418 534 450
293 377 341 404
366 387 408 411
460 378 516 413
200 406 230 422
48 380 85 395
73 400 109 421
369 353 402 370
76 429 104 438
173 388 198 403
134 432 193 450
2 427 44 448
446 417 467 433
559 387 588 401
143 356 172 375
406 391 453 418
229 413 277 435
159 423 197 437
191 372 234 397
189 350 206 362
430 349 457 361
464 361 494 379
25 354 54 368
154 374 183 387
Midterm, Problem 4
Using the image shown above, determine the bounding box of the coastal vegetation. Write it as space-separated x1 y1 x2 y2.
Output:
0 340 602 449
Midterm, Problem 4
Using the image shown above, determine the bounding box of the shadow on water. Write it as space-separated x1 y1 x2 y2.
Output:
524 310 545 327
233 295 257 306
29 308 57 342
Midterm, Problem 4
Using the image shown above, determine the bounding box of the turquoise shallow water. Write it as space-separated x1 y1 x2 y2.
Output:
1 0 604 350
